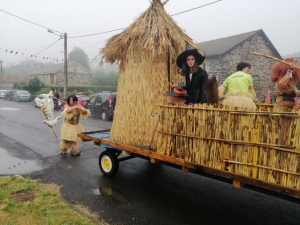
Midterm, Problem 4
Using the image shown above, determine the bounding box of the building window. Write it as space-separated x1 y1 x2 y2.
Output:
73 65 77 71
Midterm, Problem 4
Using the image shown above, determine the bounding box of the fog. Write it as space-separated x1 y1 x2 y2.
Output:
1 0 299 69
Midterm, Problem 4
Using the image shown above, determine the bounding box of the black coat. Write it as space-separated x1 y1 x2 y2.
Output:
185 67 208 104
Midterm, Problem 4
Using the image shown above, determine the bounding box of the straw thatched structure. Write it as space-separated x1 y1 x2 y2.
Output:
155 104 300 190
100 0 199 146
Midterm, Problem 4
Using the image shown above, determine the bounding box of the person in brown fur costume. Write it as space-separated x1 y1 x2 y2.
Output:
270 58 300 111
59 95 90 156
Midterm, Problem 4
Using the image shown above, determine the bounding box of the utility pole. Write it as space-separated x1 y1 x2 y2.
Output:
0 60 3 90
63 33 67 98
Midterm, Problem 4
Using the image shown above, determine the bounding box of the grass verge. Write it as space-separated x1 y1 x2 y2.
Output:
0 175 108 225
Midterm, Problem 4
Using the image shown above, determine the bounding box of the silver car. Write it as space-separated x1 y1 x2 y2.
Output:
13 90 31 102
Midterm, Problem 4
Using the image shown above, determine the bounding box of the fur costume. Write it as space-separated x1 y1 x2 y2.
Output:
41 91 61 145
59 107 90 155
204 75 219 105
41 91 61 128
270 58 300 111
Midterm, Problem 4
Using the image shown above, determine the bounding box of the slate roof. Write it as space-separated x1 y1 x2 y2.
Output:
3 75 30 83
28 63 64 75
27 61 91 75
197 29 281 58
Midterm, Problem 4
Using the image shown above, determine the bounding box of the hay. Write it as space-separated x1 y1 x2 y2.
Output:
156 104 300 189
100 0 197 145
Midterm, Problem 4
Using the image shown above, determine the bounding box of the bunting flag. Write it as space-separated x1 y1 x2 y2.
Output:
0 47 63 63
0 46 65 69
2 161 28 173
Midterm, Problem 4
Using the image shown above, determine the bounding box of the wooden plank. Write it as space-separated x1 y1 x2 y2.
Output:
156 131 296 151
225 160 300 176
185 161 300 199
233 180 243 188
80 129 111 135
182 166 190 173
98 138 185 166
150 158 159 164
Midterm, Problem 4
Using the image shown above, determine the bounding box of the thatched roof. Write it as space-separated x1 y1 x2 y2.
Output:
100 0 198 65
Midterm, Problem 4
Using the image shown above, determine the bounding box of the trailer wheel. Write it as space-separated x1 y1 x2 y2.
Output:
99 151 119 176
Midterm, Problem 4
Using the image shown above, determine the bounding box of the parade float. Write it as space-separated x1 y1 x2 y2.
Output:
79 0 300 199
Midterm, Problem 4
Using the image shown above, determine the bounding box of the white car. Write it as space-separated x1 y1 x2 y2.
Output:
34 94 47 107
34 94 62 109
0 90 7 99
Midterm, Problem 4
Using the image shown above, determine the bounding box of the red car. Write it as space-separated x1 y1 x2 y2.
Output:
61 94 89 108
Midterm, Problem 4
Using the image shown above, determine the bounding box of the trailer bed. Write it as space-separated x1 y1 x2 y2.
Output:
79 129 300 199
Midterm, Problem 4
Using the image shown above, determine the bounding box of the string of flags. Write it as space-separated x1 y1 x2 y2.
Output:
0 47 64 69
2 161 27 173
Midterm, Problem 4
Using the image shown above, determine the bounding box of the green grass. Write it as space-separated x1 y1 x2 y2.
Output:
0 176 108 225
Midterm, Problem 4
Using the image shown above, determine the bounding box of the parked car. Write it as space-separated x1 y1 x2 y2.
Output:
34 94 47 107
60 94 89 108
0 90 7 99
34 94 62 109
5 89 18 101
13 90 31 102
84 91 117 121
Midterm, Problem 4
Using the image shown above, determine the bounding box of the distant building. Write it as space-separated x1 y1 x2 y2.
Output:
198 29 281 102
28 61 92 87
1 75 30 90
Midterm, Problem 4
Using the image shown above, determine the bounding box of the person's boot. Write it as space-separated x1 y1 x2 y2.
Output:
71 149 81 156
60 149 67 155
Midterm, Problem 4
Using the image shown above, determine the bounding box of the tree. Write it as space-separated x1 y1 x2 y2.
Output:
92 66 118 86
27 77 45 93
68 47 90 70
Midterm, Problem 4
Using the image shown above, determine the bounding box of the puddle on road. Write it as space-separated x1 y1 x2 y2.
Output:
93 186 129 203
0 147 42 175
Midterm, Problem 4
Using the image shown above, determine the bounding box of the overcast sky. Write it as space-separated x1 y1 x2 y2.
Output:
1 0 299 68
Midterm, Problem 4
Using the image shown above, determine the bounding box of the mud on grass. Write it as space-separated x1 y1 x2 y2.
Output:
0 175 108 225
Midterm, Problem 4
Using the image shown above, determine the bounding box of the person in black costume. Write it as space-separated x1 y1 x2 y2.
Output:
176 47 208 105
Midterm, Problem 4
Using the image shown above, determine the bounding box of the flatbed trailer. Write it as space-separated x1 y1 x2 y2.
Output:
78 128 300 199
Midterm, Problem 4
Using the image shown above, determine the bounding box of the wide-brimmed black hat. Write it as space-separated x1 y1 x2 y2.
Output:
166 83 188 97
176 47 205 68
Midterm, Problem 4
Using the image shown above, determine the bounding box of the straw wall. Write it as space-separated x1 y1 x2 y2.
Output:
169 57 185 87
102 1 200 146
155 104 300 189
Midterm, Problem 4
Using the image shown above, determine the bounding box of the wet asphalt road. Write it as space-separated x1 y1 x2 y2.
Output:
0 99 300 225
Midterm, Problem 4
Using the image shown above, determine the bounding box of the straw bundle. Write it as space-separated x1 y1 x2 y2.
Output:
156 104 300 189
100 0 198 146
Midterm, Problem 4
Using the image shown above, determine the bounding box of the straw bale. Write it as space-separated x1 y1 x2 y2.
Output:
99 0 199 145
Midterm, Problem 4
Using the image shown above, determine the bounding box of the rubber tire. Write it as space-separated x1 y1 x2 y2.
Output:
99 151 119 176
101 111 108 121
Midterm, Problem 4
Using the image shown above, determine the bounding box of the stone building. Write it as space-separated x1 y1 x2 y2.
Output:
1 75 30 90
28 61 92 87
198 29 282 102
